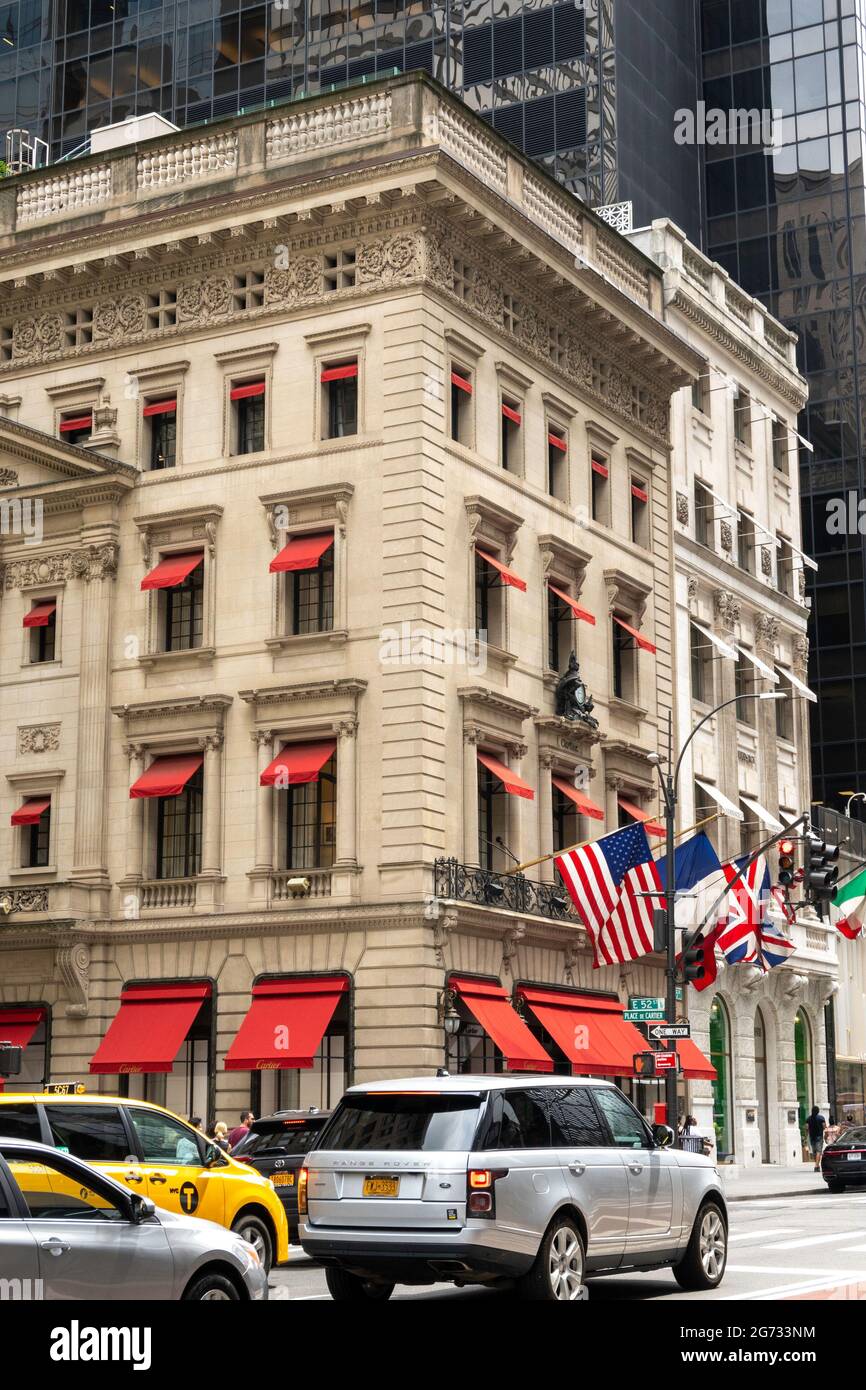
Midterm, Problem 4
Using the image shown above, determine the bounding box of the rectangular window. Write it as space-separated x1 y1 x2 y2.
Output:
163 556 204 652
776 672 794 741
146 288 177 330
691 373 709 414
547 584 571 673
143 398 177 471
547 426 567 500
735 651 756 725
285 753 336 870
474 551 503 647
477 761 508 872
24 802 51 868
777 534 795 597
590 452 610 525
630 477 649 547
500 395 521 472
231 380 266 455
324 249 356 291
63 306 93 348
612 612 636 702
552 784 578 855
694 479 714 548
156 765 203 879
734 386 751 447
737 508 755 573
58 411 92 445
772 418 789 473
231 269 265 312
291 540 334 635
450 364 472 446
322 361 358 439
690 623 712 704
28 603 57 664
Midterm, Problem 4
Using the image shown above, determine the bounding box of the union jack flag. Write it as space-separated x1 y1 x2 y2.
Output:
717 854 795 971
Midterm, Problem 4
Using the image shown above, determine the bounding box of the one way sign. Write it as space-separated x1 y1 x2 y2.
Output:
648 1023 691 1041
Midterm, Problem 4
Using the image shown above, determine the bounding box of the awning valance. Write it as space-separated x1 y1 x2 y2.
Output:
740 794 784 833
59 414 92 433
613 615 656 654
477 750 535 800
90 982 211 1075
450 976 553 1073
780 667 817 703
547 581 595 626
230 381 265 400
142 399 177 416
475 547 526 592
516 987 646 1077
692 621 736 661
548 431 567 451
735 645 779 683
269 532 333 574
260 739 337 787
551 776 604 820
617 796 664 838
695 778 744 821
450 371 472 394
141 552 203 591
23 601 56 628
321 364 357 383
10 797 50 826
501 403 521 425
129 753 203 799
224 976 349 1071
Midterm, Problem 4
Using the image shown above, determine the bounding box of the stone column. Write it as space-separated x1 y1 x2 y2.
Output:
713 589 741 863
200 734 223 877
463 727 479 866
506 742 528 867
71 542 118 907
755 615 781 818
335 719 358 867
537 753 554 884
123 744 146 883
249 731 274 901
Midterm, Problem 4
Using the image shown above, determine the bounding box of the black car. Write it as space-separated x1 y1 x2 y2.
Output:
232 1110 331 1238
821 1126 866 1191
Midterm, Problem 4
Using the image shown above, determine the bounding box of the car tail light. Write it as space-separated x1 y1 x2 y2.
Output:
466 1167 507 1220
298 1166 309 1216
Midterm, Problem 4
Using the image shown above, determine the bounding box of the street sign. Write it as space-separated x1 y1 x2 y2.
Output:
654 1051 679 1072
624 1009 665 1022
648 1024 691 1041
627 997 664 1013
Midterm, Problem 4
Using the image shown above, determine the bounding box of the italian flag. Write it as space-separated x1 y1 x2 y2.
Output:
833 867 866 939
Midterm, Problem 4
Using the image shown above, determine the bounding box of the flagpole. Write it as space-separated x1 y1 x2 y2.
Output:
501 811 721 878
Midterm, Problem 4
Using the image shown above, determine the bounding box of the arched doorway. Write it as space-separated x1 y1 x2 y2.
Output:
795 1009 814 1134
754 1008 770 1162
709 997 734 1160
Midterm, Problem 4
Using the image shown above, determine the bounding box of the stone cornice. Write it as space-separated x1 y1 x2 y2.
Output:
671 286 807 409
111 695 234 724
458 685 539 723
0 417 137 483
238 678 368 709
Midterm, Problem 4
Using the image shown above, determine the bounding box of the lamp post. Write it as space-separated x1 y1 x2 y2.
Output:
649 690 787 1132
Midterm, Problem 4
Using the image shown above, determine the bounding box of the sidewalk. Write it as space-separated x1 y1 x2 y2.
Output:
718 1163 826 1202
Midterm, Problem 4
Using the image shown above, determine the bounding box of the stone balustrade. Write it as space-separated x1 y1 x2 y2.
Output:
137 132 238 190
16 164 112 224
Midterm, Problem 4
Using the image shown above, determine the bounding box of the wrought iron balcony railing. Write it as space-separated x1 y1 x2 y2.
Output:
433 857 577 922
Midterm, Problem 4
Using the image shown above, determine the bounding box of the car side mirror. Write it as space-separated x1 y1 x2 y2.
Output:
130 1194 156 1225
204 1143 226 1168
653 1123 675 1149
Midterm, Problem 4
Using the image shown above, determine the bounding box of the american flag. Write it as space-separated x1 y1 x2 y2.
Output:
555 823 663 967
717 854 795 970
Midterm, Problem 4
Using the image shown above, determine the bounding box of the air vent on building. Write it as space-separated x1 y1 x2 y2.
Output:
463 27 493 87
554 2 585 62
555 88 587 148
493 104 524 150
523 8 554 69
493 16 523 79
403 41 434 76
524 94 556 156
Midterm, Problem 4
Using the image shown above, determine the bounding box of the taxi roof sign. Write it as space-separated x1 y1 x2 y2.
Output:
44 1082 87 1095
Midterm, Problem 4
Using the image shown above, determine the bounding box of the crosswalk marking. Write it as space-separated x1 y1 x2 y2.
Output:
763 1228 866 1250
728 1228 798 1242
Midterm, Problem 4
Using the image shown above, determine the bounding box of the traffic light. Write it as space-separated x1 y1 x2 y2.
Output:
682 936 706 985
633 1052 657 1077
777 838 796 887
806 835 840 916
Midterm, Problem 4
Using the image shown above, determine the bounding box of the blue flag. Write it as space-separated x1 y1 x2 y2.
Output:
655 831 726 931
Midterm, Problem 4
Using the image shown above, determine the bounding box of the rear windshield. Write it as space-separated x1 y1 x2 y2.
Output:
837 1127 866 1145
237 1124 322 1157
318 1094 484 1152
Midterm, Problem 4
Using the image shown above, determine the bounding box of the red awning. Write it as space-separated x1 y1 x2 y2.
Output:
501 403 522 425
477 750 535 800
450 371 472 394
450 976 553 1073
548 431 567 452
130 753 203 800
617 796 664 838
260 739 337 787
141 552 203 591
269 532 334 574
613 615 657 654
591 458 609 478
0 1008 45 1050
90 982 211 1075
59 414 92 433
675 1036 716 1081
631 482 648 502
10 797 50 826
548 581 595 626
23 600 56 628
224 976 349 1071
321 364 358 383
517 987 647 1077
551 776 604 820
230 381 266 400
475 547 526 592
142 399 177 417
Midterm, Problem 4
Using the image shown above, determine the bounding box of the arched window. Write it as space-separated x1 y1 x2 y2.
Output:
795 1008 814 1132
709 996 733 1159
754 1007 770 1163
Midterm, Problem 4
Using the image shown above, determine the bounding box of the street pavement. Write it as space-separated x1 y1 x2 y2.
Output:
269 1187 866 1302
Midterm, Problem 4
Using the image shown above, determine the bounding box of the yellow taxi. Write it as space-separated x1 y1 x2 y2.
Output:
0 1086 289 1270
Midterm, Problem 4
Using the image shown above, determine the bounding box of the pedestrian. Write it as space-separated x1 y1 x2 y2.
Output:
679 1115 704 1155
188 1116 204 1133
228 1109 254 1149
806 1104 826 1171
212 1120 231 1153
824 1115 841 1146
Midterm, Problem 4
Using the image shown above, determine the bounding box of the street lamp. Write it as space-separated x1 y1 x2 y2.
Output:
839 791 866 818
650 690 787 1131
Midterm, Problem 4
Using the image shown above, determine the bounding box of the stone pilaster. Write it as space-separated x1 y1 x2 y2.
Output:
334 718 358 867
70 540 118 909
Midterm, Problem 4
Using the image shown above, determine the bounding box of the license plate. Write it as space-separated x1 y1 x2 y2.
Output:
847 1153 863 1161
272 1172 294 1186
363 1176 400 1198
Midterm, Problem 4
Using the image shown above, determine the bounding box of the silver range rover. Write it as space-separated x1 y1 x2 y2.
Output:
299 1075 727 1302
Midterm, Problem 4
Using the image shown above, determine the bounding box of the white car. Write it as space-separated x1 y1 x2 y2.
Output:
0 1137 268 1300
299 1075 727 1302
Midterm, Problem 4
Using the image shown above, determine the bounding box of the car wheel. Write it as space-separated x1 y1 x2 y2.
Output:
324 1267 394 1302
231 1214 273 1274
673 1200 727 1291
826 1179 845 1194
183 1273 241 1301
519 1217 586 1302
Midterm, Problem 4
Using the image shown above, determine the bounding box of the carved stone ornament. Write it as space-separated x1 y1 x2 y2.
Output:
761 546 773 576
554 652 599 729
0 468 18 486
755 614 780 652
676 492 689 526
719 520 733 553
714 589 740 630
56 941 91 1018
3 541 118 589
17 724 60 755
0 886 48 913
794 633 809 675
686 577 698 606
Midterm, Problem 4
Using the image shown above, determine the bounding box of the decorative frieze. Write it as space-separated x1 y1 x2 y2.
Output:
0 887 48 913
17 724 60 755
2 542 118 590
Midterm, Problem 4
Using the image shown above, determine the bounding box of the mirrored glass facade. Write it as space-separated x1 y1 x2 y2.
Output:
702 0 866 807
